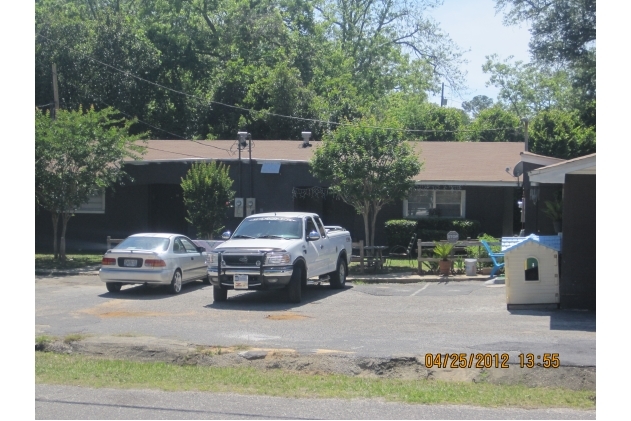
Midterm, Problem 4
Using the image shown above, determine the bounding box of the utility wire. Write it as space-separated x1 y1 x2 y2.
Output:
36 32 518 135
39 74 238 156
92 98 235 155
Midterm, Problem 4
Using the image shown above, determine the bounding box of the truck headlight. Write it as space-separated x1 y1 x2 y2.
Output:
208 252 219 265
265 252 291 265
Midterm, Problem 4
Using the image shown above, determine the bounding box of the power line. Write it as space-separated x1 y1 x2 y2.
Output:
82 97 235 155
35 32 517 135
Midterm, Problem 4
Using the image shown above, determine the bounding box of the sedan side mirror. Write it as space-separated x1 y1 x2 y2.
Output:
307 231 320 241
221 231 231 240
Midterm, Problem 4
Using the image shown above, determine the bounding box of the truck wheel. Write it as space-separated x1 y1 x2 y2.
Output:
329 257 347 289
287 265 302 303
213 286 227 302
202 275 211 285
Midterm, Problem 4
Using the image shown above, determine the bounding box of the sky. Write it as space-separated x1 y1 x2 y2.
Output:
425 0 532 108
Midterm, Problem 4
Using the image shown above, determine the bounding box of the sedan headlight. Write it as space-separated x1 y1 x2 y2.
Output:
265 252 291 265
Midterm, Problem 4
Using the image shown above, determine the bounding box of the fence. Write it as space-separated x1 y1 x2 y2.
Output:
106 236 124 250
416 239 500 274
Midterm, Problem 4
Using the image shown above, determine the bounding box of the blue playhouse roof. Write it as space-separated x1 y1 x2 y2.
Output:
501 234 562 253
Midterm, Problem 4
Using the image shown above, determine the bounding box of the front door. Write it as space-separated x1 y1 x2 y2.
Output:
304 217 324 277
180 237 206 280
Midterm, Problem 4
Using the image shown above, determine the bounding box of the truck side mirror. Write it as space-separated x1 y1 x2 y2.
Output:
221 231 231 240
307 231 320 241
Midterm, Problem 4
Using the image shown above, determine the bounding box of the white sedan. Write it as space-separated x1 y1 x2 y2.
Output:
99 233 209 294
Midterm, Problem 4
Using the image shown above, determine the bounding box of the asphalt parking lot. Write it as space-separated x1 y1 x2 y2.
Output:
35 275 596 366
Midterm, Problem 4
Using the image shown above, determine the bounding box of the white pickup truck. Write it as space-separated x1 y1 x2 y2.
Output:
207 212 352 303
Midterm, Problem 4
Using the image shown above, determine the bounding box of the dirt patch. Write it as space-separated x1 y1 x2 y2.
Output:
265 312 311 321
76 300 193 318
36 335 596 391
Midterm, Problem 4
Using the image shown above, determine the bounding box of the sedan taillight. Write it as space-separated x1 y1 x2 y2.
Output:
102 257 116 266
145 259 166 267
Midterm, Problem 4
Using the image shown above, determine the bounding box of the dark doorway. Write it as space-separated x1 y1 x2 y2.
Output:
148 184 188 234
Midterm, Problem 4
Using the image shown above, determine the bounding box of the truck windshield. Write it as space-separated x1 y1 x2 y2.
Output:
233 217 302 240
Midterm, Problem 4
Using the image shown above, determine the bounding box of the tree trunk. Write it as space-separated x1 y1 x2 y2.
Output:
51 212 59 260
59 212 72 261
362 208 371 248
370 207 378 249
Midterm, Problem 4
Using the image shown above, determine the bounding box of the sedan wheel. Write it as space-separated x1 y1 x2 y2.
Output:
170 270 182 294
106 282 122 293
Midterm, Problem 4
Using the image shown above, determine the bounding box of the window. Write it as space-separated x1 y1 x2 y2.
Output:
525 257 539 281
180 238 199 253
305 217 318 237
404 189 465 218
315 218 326 237
173 238 186 254
73 191 105 214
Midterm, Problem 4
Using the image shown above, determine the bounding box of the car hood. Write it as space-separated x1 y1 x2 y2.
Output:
214 238 303 253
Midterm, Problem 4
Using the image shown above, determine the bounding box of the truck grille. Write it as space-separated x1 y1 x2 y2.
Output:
222 254 264 267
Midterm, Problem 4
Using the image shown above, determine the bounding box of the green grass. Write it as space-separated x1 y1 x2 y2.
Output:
35 352 595 410
36 335 56 346
348 258 437 275
35 254 103 270
63 333 90 344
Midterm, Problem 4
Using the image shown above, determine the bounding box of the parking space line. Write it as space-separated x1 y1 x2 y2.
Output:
410 283 431 296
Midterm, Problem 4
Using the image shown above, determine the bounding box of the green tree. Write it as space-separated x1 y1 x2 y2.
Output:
310 118 422 246
461 95 494 117
375 95 468 141
315 0 466 95
35 106 145 260
181 162 235 239
494 0 595 127
468 106 523 142
529 109 595 159
482 55 574 119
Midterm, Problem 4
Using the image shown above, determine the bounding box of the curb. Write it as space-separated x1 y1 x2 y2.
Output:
35 266 100 277
347 275 500 284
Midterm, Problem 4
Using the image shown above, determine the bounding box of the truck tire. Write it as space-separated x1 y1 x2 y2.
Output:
213 285 227 302
329 256 347 289
287 264 302 303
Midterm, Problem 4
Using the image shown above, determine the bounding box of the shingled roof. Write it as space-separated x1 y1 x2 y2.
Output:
129 139 525 186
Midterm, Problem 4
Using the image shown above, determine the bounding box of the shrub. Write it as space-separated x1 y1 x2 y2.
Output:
384 218 481 245
465 233 500 268
384 220 417 248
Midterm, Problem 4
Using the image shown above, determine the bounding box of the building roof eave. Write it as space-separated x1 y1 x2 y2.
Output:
528 154 596 184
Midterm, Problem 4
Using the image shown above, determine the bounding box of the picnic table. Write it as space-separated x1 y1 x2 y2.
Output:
351 241 388 273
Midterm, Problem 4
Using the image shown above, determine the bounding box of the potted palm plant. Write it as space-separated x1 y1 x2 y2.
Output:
543 198 563 233
433 242 454 276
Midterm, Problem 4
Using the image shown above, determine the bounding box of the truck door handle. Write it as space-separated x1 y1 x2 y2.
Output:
320 245 324 249
190 257 194 260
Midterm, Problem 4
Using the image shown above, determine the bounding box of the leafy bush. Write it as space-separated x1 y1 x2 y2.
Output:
465 233 500 268
384 218 481 246
433 242 454 260
384 220 417 248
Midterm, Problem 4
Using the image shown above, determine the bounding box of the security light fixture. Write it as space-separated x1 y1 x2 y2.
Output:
237 131 250 149
301 131 312 147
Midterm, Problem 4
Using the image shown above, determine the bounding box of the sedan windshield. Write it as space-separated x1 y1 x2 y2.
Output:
115 237 170 251
233 217 302 240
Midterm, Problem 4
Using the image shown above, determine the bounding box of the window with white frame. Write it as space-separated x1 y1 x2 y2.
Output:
404 188 465 218
73 191 106 214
